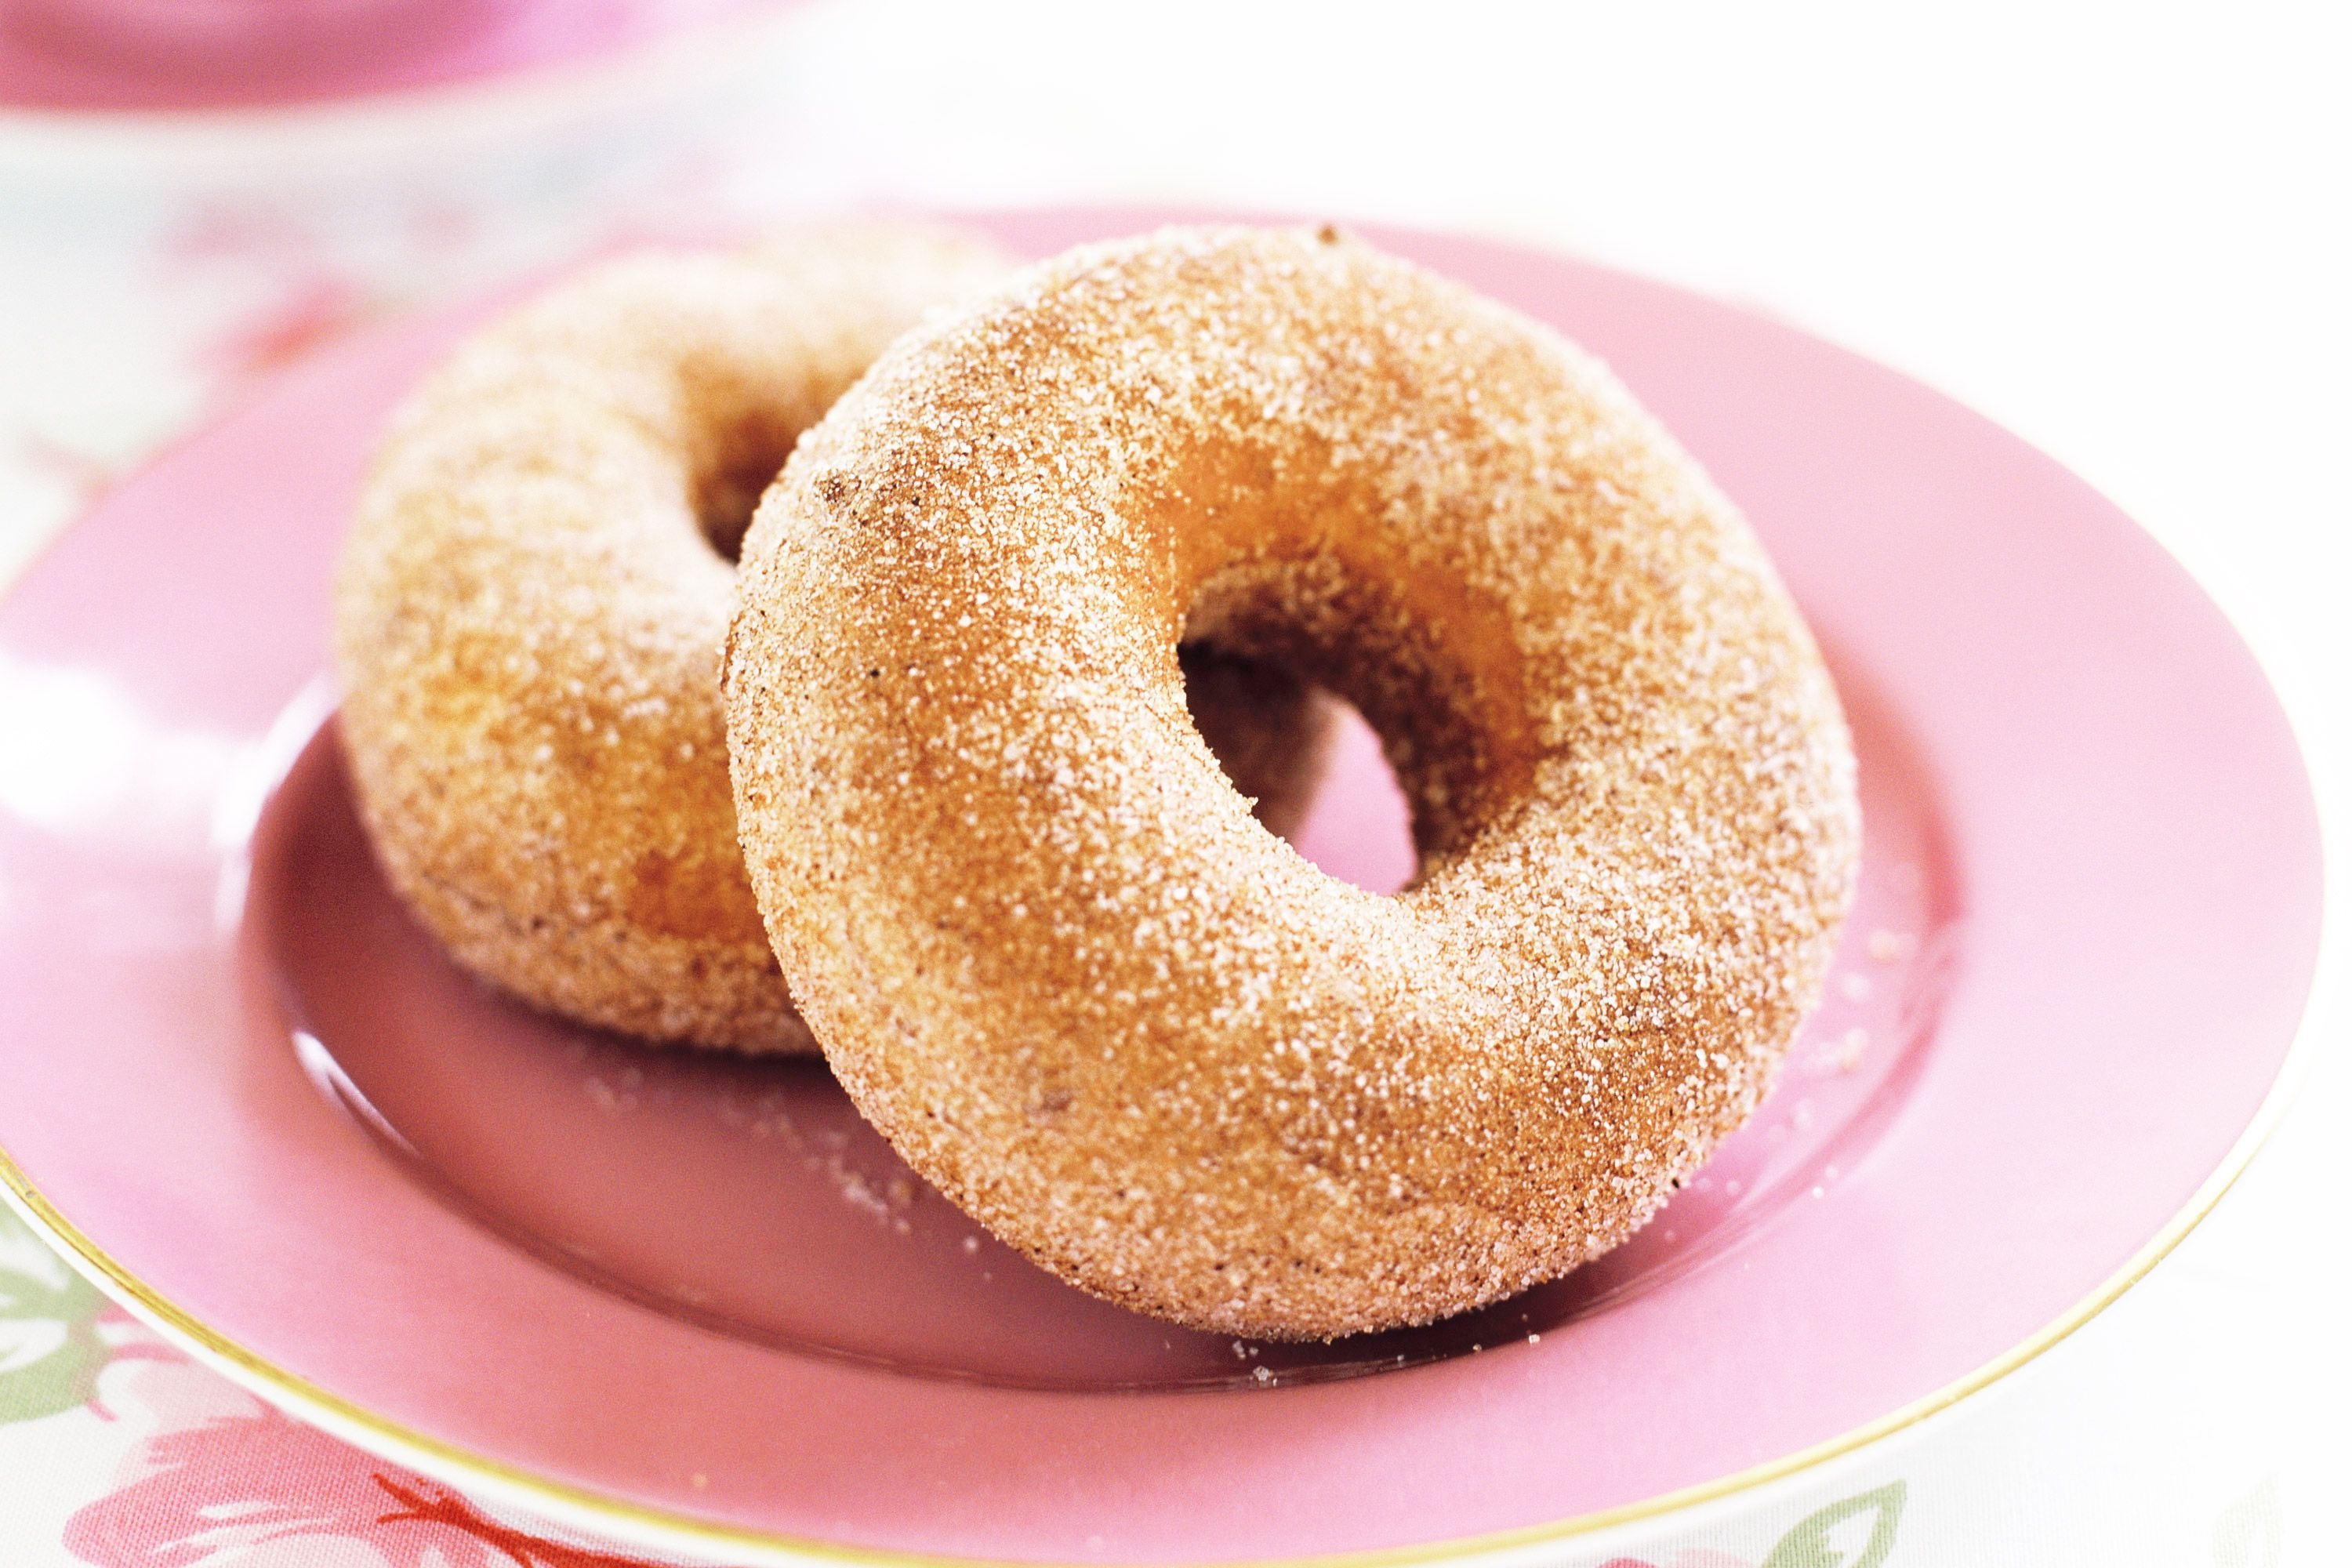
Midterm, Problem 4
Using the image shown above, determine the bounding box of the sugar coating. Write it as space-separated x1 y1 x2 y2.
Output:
332 224 1019 1051
724 226 1861 1338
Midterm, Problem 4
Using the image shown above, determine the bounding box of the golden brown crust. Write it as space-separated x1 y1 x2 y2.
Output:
725 226 1860 1334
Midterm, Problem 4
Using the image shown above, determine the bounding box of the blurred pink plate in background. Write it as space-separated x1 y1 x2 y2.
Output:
0 0 792 113
0 209 2321 1564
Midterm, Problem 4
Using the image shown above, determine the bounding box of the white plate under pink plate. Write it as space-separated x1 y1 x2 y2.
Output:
0 209 2321 1563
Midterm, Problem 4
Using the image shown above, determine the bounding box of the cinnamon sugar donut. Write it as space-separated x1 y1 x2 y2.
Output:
336 223 1340 1052
724 225 1860 1335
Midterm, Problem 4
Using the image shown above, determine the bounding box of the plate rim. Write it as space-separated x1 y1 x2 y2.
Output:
4 1043 2319 1566
0 208 2328 1565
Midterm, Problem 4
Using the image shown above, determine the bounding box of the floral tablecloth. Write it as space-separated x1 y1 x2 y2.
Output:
2 5 2342 1564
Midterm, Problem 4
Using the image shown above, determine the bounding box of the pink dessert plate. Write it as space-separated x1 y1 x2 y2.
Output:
0 209 2322 1565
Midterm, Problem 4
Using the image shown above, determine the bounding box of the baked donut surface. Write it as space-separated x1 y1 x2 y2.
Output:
726 225 1860 1335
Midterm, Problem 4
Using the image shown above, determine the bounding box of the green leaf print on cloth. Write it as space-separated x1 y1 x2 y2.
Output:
0 1205 108 1425
1761 1481 1907 1568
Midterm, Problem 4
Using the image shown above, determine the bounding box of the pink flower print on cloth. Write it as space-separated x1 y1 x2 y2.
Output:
65 1356 672 1568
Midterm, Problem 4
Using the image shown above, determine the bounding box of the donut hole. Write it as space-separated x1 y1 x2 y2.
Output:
1178 646 1355 845
1182 553 1537 885
1181 652 1418 894
691 412 804 564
